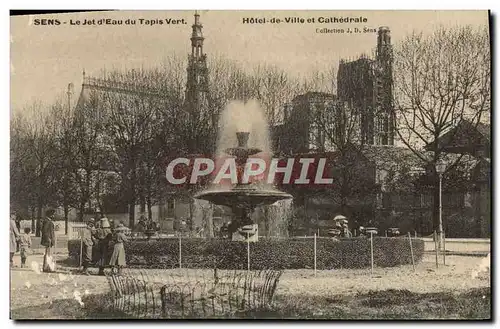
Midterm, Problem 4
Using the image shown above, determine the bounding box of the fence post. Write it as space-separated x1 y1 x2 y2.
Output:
408 232 415 272
442 230 446 266
434 230 439 269
314 233 317 277
179 234 182 269
247 233 250 272
370 232 374 276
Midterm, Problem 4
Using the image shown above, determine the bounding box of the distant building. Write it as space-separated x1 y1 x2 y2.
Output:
337 26 395 146
426 120 491 237
275 92 336 154
274 27 395 155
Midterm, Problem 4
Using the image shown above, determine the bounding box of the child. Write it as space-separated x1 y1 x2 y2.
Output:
18 227 32 268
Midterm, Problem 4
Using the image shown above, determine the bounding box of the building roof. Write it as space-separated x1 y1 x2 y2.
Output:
292 92 336 103
425 120 491 157
476 122 491 141
358 145 426 171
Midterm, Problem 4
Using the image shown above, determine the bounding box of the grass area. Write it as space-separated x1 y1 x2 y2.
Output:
10 254 490 320
262 288 491 320
12 287 491 320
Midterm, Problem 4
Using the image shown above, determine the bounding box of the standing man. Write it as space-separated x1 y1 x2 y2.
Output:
81 218 96 275
41 208 56 272
96 217 112 275
10 212 20 267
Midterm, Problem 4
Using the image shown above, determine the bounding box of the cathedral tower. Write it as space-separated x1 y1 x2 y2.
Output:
183 12 215 155
185 11 209 118
374 26 395 145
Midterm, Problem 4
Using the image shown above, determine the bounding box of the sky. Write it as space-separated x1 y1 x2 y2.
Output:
10 10 489 113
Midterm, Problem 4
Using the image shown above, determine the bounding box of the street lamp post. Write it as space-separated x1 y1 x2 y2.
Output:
436 161 447 251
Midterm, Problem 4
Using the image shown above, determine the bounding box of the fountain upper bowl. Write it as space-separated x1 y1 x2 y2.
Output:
194 185 292 208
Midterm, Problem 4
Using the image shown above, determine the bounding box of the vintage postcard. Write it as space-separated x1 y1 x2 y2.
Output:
9 10 491 320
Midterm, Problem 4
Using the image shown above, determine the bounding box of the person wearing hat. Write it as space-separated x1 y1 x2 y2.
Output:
358 226 367 238
80 218 96 275
10 212 20 267
95 217 112 275
41 208 56 272
340 219 352 238
109 223 129 274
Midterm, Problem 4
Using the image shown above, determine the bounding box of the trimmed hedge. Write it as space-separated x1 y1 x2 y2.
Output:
68 237 425 270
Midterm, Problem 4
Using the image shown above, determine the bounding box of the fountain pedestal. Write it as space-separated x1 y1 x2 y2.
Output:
194 131 293 240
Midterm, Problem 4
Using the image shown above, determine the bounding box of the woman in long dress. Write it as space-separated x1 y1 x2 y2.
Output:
109 223 128 274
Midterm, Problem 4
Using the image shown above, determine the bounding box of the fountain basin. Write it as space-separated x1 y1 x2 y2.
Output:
194 186 292 209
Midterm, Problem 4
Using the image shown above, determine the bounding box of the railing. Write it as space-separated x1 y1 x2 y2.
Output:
83 76 163 97
103 268 283 318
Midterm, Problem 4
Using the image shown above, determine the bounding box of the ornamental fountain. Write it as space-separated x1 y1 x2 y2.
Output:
194 100 293 240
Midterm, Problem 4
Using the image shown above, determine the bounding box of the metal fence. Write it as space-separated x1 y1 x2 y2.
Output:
103 268 283 318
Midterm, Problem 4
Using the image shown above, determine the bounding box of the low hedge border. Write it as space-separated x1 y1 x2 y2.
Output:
68 237 425 270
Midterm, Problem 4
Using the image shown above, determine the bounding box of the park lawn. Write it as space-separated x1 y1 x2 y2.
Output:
10 254 491 320
11 287 491 320
263 287 491 319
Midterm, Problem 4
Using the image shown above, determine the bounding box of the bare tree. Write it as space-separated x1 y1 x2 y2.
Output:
51 95 79 234
71 85 112 220
251 64 303 126
12 101 60 236
393 25 490 238
99 68 167 228
10 111 38 230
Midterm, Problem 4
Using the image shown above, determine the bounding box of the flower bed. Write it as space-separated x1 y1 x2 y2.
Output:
68 237 425 270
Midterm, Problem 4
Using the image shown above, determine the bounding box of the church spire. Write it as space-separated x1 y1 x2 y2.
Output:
184 11 211 153
191 11 204 58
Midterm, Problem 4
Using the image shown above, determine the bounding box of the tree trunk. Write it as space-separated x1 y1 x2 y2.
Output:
147 195 153 220
188 199 195 231
64 204 69 235
128 164 137 229
264 207 271 238
35 204 42 237
204 204 214 238
79 201 85 222
128 200 136 230
85 169 91 213
31 207 36 234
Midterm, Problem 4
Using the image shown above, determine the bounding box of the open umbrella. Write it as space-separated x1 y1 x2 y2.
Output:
333 215 347 221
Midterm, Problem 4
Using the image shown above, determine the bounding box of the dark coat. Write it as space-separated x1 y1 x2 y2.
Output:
10 219 20 252
41 218 55 248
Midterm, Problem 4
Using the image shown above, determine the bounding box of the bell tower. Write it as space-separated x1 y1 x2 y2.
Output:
185 11 209 116
183 11 213 154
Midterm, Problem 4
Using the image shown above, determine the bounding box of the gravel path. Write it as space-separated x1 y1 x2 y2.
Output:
10 253 490 315
276 254 490 297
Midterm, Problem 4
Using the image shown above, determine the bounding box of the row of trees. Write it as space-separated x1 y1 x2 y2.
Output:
10 55 331 235
10 25 490 236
